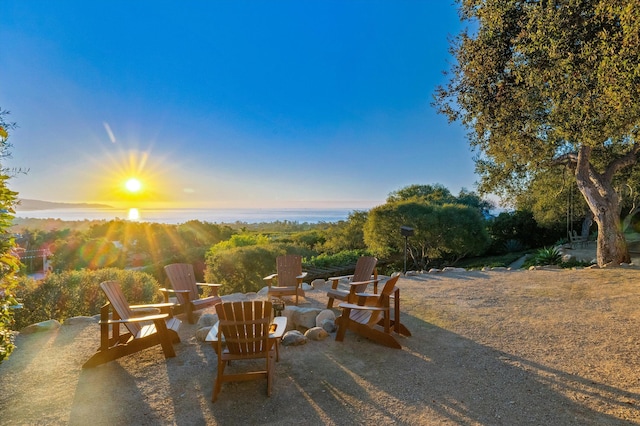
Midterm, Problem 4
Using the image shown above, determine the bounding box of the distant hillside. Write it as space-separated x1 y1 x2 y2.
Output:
16 199 113 211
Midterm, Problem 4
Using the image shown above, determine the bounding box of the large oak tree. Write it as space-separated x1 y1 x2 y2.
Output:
435 1 640 266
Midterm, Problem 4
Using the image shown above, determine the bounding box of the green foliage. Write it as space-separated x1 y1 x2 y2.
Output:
533 247 563 266
364 200 490 269
486 210 562 254
455 251 528 269
0 108 21 364
13 268 161 329
387 184 493 216
436 0 640 265
387 183 455 204
276 230 326 250
321 210 368 254
503 239 525 253
208 233 270 254
205 243 284 295
304 249 370 268
51 236 124 270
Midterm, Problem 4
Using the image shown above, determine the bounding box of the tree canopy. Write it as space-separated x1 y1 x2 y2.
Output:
436 0 640 265
364 200 489 269
0 109 21 363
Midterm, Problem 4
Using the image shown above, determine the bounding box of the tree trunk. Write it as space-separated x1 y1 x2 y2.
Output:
593 206 629 265
580 209 593 239
575 146 630 266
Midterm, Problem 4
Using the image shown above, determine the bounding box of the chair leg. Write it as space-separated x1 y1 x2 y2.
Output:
334 312 348 342
212 360 225 402
154 319 176 358
267 352 274 397
186 303 196 324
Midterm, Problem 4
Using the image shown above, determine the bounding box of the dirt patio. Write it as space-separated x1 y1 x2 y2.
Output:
1 266 640 425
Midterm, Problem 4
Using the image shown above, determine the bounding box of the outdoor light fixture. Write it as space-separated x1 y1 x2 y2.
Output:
400 226 414 273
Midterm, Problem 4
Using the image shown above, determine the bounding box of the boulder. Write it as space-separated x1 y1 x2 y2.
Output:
282 330 307 346
321 319 337 333
311 279 326 289
195 326 212 342
197 313 218 329
304 327 329 341
315 309 336 328
64 316 97 325
285 306 322 330
442 267 466 273
21 319 61 334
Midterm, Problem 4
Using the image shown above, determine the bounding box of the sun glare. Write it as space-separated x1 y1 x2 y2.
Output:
125 178 142 193
128 208 140 221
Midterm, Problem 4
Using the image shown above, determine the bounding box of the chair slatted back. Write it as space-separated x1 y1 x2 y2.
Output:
276 255 303 287
351 256 378 293
164 263 198 305
100 281 141 337
216 301 272 356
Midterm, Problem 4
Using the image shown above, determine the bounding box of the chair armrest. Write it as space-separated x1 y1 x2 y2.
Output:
196 283 222 288
130 302 175 310
329 274 354 290
205 322 220 342
197 283 221 296
270 316 287 339
328 274 354 281
100 313 169 324
263 273 278 281
353 292 381 306
297 272 308 280
338 302 387 312
159 288 191 294
348 278 378 288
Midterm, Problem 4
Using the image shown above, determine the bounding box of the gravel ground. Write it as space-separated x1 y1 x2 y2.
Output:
1 267 640 425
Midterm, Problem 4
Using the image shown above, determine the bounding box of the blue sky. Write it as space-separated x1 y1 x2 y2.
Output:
0 1 474 209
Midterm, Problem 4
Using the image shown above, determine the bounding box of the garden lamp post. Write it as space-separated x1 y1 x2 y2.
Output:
400 226 414 274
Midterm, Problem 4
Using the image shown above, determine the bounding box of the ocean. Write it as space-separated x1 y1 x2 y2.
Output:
13 207 363 224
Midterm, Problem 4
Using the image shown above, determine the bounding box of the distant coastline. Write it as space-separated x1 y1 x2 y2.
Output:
16 199 113 211
12 206 359 225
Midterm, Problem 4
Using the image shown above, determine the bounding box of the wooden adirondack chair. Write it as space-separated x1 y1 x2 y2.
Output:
326 256 378 308
211 300 287 402
162 263 222 324
335 273 410 349
83 281 181 368
263 254 308 305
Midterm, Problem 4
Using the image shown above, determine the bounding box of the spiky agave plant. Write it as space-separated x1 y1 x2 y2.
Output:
534 246 562 266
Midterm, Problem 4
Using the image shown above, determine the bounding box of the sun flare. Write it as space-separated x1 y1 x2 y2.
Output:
125 178 142 193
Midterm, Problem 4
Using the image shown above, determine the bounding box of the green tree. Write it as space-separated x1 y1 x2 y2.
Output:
0 109 22 363
364 200 489 269
387 184 493 216
435 1 640 266
321 210 368 253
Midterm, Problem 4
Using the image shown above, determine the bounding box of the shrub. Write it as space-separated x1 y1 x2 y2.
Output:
521 246 563 268
303 250 370 268
503 239 525 253
13 268 161 329
205 243 315 295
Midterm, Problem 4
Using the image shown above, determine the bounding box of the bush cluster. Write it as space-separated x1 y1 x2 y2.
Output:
13 268 161 330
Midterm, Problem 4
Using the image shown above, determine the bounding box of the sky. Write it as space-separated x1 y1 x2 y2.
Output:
0 1 475 210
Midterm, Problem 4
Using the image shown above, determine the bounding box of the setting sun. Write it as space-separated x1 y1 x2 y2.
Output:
125 178 142 193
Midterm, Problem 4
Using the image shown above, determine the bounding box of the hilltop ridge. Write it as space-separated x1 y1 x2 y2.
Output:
16 199 113 211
